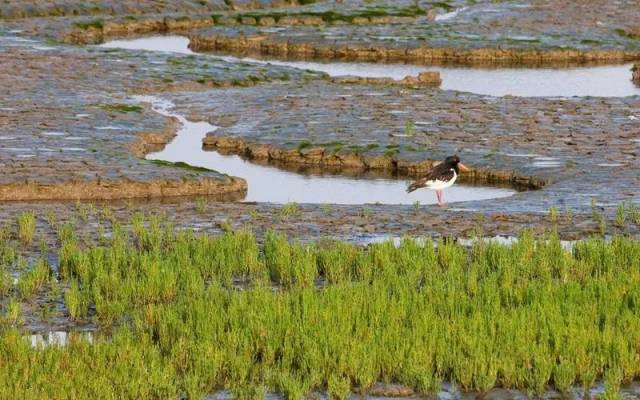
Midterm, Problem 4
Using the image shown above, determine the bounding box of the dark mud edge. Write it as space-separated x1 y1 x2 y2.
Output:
0 176 247 201
189 34 640 64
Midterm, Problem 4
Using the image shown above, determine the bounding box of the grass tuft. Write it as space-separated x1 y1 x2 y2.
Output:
16 211 36 245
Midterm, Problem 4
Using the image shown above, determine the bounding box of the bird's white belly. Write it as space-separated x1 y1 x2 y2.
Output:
426 170 457 190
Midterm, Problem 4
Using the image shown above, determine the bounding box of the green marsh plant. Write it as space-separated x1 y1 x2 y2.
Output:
2 220 640 398
16 211 36 245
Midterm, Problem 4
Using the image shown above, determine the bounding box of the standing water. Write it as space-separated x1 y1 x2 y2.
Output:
101 36 640 97
137 95 516 205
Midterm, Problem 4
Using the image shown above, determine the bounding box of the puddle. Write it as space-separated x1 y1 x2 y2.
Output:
205 381 640 400
137 95 516 205
29 331 93 347
434 7 468 21
356 234 578 250
597 163 625 167
102 36 640 97
41 131 67 136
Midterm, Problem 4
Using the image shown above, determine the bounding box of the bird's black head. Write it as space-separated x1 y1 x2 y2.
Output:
443 155 469 173
444 155 461 165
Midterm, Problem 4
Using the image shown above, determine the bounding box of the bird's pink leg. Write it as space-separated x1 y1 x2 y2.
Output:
435 190 442 205
440 190 446 206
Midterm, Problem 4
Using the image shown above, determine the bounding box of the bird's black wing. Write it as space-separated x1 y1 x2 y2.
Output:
406 163 453 193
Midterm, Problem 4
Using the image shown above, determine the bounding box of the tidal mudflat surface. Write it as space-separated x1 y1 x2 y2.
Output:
2 3 640 399
0 32 317 200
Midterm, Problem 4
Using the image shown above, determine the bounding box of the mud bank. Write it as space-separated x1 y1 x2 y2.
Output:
101 36 640 97
0 176 246 201
128 116 179 158
332 71 441 87
202 135 545 189
60 6 432 45
189 34 640 65
64 17 215 44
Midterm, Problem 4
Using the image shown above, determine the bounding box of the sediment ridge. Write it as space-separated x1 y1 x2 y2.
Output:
189 34 640 64
203 135 546 190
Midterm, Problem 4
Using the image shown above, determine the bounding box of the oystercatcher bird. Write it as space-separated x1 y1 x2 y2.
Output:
406 155 470 206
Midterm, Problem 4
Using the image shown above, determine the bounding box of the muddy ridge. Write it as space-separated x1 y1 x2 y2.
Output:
332 71 442 87
60 15 640 65
0 176 246 201
61 9 430 45
203 135 545 190
189 34 640 65
64 17 215 44
129 115 179 158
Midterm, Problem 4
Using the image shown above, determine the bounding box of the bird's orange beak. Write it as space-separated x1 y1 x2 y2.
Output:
458 163 470 172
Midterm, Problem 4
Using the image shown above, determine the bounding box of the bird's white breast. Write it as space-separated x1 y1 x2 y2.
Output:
425 169 457 190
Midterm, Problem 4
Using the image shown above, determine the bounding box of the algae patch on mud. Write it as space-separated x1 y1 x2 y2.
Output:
100 103 143 113
150 159 217 173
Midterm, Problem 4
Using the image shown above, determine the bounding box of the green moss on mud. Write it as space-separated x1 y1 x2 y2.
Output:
150 159 214 172
74 19 104 30
101 104 143 114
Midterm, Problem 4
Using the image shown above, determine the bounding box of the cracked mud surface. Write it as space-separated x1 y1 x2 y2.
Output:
0 1 638 242
0 33 319 200
185 0 640 63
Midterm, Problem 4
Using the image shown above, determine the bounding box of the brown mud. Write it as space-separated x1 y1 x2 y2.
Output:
189 34 640 65
331 71 442 87
0 176 246 201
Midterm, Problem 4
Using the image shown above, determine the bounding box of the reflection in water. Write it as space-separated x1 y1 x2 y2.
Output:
355 234 578 249
137 95 516 205
205 381 639 400
29 331 93 347
102 36 640 97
